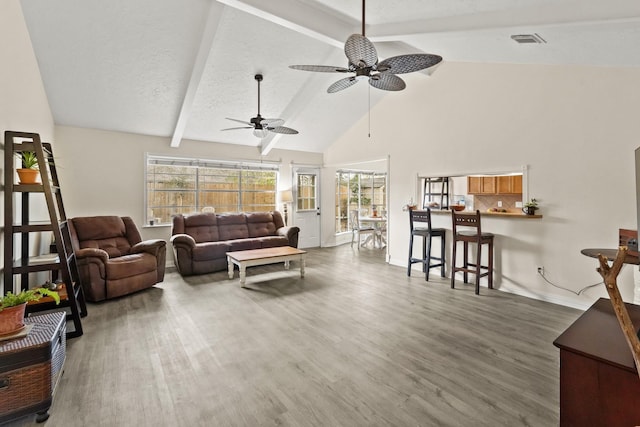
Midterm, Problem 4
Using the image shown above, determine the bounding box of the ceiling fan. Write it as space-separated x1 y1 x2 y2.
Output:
221 74 298 138
289 0 442 93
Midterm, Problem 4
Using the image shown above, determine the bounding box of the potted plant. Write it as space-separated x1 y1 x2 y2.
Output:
0 288 60 335
16 151 40 184
523 198 539 215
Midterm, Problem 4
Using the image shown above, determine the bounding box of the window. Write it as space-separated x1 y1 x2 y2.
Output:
146 155 279 224
335 170 386 233
296 173 317 211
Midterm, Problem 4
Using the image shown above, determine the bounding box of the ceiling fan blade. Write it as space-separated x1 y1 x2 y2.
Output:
221 126 252 131
225 117 252 126
261 118 285 127
289 65 350 73
344 34 378 67
268 126 299 135
369 73 406 91
327 76 358 93
378 54 443 74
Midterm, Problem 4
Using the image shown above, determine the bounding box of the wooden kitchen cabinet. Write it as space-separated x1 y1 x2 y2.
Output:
467 176 482 194
467 176 496 194
496 175 522 194
469 175 522 195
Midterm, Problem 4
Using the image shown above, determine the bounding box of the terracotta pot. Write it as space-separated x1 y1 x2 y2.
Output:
0 303 27 335
17 168 39 184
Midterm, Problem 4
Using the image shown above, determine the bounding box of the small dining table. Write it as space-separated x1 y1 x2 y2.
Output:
359 216 387 248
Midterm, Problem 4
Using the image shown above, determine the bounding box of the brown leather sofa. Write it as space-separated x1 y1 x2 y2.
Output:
170 211 300 276
68 216 167 302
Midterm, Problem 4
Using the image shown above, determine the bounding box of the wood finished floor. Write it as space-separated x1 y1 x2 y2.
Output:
8 245 581 427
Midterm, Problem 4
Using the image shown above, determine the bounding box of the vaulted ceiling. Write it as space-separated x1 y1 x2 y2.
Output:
20 0 640 154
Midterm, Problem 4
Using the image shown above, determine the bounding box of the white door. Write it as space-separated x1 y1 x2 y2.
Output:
293 168 321 248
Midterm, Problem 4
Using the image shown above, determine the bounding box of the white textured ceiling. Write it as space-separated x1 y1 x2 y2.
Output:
19 0 640 154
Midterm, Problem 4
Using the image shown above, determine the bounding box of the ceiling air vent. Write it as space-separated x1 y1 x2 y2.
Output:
511 33 547 44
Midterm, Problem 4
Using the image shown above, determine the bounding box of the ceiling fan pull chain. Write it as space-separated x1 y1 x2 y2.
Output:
256 75 261 116
368 83 371 138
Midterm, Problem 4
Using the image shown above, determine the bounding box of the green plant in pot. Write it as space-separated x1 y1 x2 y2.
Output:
16 151 40 184
0 288 60 335
523 198 539 215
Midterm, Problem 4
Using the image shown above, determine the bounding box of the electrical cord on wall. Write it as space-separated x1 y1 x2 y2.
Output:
537 268 605 296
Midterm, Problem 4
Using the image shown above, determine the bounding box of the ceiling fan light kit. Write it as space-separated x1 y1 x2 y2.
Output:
221 74 299 138
289 0 442 93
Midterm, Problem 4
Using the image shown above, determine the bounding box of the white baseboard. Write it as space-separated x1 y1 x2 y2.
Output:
389 256 591 311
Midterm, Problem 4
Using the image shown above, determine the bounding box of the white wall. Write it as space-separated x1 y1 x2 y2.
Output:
1 0 55 293
54 125 323 265
0 1 54 138
325 61 640 310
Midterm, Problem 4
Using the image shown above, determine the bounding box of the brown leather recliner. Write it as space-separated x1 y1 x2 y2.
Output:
68 216 167 302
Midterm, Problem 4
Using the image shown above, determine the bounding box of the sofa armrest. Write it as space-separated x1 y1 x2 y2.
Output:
277 226 300 247
131 239 166 257
74 247 109 263
74 247 108 279
131 239 167 282
169 233 196 276
169 234 196 249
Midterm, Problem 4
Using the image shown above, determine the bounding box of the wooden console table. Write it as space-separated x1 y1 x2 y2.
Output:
580 248 640 265
553 298 640 426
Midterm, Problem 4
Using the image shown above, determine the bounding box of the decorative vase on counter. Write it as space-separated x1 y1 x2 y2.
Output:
523 207 537 215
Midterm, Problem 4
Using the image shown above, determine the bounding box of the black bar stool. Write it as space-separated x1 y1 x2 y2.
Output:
451 209 494 294
407 209 446 281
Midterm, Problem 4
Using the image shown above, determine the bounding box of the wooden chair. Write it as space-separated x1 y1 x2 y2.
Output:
451 209 494 294
407 209 446 281
350 210 375 249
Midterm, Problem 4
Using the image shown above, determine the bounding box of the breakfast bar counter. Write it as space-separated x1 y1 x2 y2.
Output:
429 209 542 219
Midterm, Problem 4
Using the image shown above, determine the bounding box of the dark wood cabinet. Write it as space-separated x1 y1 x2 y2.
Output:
553 298 640 426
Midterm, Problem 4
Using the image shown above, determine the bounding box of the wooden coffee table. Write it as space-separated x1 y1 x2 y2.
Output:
227 246 307 287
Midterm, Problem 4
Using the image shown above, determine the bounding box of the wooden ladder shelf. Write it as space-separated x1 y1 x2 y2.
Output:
3 131 87 338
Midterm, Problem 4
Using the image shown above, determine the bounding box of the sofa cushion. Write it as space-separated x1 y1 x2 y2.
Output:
247 212 277 238
217 214 249 240
183 213 219 243
192 242 230 262
227 238 263 252
73 215 125 240
259 236 290 248
106 253 156 279
72 216 132 257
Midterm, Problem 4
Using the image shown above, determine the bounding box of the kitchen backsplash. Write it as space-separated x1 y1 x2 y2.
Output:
471 194 523 212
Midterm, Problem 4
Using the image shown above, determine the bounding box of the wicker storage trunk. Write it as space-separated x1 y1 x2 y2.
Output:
0 312 66 423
